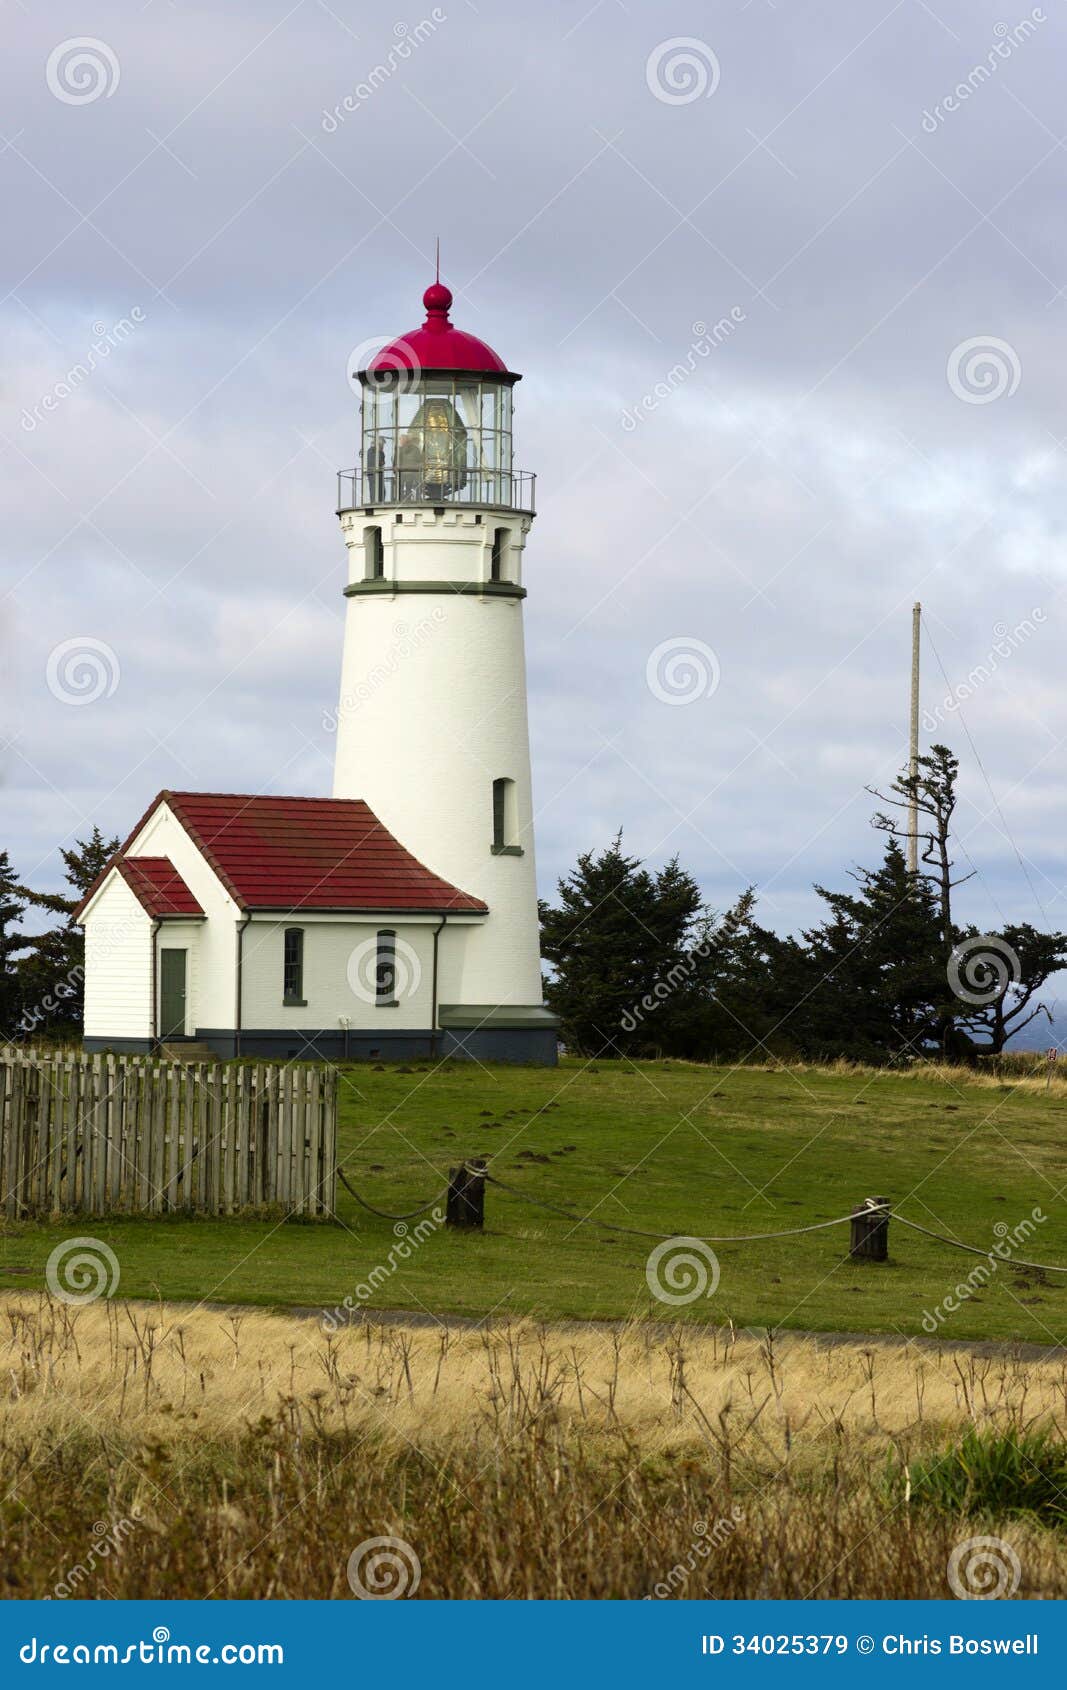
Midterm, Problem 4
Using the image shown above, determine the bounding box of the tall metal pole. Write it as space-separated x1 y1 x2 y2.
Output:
908 601 921 873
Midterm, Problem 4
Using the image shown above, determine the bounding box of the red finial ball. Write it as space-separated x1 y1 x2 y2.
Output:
423 281 453 317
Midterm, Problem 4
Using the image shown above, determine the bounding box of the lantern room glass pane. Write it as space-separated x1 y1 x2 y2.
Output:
360 374 514 506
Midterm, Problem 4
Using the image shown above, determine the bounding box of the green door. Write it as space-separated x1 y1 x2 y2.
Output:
160 949 187 1039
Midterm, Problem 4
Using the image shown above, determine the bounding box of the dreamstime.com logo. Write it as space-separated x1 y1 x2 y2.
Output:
947 934 1021 1005
646 637 720 705
645 1509 745 1598
947 336 1021 404
920 1206 1046 1333
346 934 422 1004
324 612 444 732
322 14 447 132
620 311 746 431
346 1535 421 1598
321 1209 445 1328
346 335 422 395
922 610 1045 732
646 1237 720 1306
46 1238 120 1305
51 1514 142 1599
20 309 146 433
46 638 120 706
46 38 120 105
920 12 1046 133
947 1535 1022 1599
646 38 720 105
621 933 715 1034
19 1628 284 1665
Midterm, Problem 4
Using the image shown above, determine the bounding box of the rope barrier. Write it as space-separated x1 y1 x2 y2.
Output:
892 1212 1067 1275
337 1164 1067 1275
482 1170 858 1244
336 1166 445 1222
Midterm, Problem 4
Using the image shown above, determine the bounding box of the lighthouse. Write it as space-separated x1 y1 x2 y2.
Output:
76 272 557 1065
331 276 557 1060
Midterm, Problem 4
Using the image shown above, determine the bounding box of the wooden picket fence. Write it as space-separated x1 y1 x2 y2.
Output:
0 1052 337 1218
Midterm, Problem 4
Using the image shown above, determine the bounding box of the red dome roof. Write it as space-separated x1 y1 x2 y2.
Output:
364 282 515 379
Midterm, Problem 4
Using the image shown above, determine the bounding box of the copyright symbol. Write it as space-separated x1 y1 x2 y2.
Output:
857 1637 875 1655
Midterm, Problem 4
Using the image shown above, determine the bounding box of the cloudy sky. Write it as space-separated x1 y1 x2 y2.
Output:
3 0 1065 1026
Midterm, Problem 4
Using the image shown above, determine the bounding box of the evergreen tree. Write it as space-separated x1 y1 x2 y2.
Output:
0 852 27 1037
791 838 945 1060
17 826 119 1035
539 833 707 1056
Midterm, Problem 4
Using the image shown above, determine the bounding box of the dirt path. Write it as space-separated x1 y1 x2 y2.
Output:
89 1293 1066 1361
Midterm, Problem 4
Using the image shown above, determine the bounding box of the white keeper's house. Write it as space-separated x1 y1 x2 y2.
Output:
75 276 558 1064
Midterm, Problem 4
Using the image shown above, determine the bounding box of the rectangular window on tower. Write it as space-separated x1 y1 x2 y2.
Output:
364 526 384 580
376 930 398 1006
491 777 523 856
490 527 508 582
283 928 306 1005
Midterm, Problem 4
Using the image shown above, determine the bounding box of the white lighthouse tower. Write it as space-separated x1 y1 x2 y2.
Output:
332 276 557 1062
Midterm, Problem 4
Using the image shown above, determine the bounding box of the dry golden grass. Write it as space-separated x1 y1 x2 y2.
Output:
2 1294 1065 1599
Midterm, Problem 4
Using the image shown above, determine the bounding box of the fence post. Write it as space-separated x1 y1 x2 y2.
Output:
850 1196 891 1261
446 1159 486 1230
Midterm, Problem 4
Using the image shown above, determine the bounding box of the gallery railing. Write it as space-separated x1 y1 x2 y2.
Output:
337 466 536 515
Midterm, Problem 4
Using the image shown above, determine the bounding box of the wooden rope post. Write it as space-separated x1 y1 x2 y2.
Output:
446 1159 486 1230
849 1195 891 1262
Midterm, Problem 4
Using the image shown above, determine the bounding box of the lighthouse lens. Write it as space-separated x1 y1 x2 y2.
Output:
361 374 513 505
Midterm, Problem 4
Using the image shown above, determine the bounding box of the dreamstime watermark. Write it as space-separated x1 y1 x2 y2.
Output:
321 1210 445 1330
346 335 422 396
322 15 447 131
46 38 120 105
646 637 720 705
46 1238 121 1305
920 1205 1047 1333
620 311 746 431
50 1514 142 1599
646 1237 720 1306
346 1535 421 1598
920 12 1046 133
15 965 84 1039
13 907 147 1040
346 934 422 1005
646 38 720 105
947 336 1021 404
323 612 444 732
645 1509 745 1598
923 610 1045 732
621 934 715 1034
20 309 146 433
19 1630 284 1666
46 638 120 706
948 934 1021 1006
947 1535 1022 1599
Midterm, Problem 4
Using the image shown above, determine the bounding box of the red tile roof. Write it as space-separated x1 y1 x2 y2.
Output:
74 792 487 920
117 856 204 918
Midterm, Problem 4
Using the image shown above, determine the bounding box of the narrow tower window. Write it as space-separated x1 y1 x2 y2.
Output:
490 526 508 582
491 778 523 855
376 930 398 1006
283 928 305 1005
365 525 384 580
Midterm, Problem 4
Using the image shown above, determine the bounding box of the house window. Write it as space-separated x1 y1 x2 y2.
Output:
365 525 384 580
376 930 398 1006
283 928 305 1005
491 777 523 856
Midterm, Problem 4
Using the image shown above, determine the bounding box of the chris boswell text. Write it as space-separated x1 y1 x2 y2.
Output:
699 1634 1040 1657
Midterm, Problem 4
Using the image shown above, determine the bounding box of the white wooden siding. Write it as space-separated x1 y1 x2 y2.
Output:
82 872 154 1040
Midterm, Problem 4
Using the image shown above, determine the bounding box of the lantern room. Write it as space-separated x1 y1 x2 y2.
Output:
340 280 535 515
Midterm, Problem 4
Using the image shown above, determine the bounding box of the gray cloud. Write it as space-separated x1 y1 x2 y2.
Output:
3 0 1066 1033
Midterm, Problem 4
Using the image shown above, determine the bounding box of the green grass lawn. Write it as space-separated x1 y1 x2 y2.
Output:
3 1058 1066 1344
